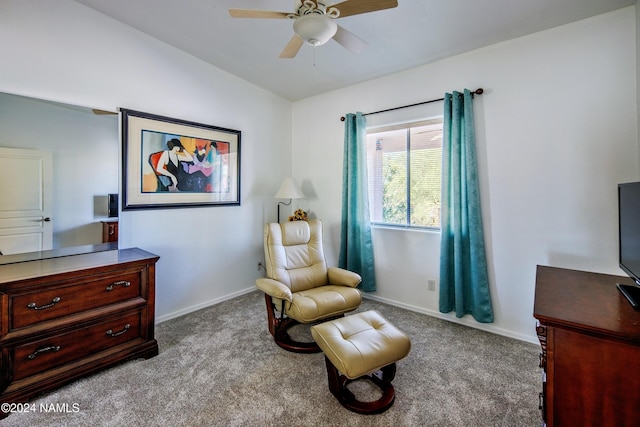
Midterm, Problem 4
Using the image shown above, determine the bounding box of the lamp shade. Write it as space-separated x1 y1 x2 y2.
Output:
293 14 337 46
275 178 305 199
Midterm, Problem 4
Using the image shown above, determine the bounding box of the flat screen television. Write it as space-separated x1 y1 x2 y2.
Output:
617 181 640 309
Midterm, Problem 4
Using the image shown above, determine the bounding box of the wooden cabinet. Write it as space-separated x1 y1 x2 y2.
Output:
0 247 159 417
101 220 119 243
534 265 640 427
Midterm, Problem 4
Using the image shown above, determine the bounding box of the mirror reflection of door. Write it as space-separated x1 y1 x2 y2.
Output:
0 92 119 257
0 147 53 255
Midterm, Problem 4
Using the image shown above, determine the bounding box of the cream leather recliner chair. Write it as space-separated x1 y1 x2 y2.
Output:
256 219 362 353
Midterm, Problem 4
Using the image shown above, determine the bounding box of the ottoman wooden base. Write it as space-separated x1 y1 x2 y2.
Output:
324 356 397 414
311 310 411 415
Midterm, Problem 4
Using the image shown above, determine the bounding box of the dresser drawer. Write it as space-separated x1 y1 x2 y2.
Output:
9 269 143 331
11 310 143 381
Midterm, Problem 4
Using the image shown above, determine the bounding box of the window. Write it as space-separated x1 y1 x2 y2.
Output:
366 118 443 228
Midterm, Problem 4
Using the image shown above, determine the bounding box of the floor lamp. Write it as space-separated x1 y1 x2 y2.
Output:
275 178 305 222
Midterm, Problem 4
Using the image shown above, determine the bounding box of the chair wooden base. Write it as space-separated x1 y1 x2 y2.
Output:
324 356 397 415
263 293 322 354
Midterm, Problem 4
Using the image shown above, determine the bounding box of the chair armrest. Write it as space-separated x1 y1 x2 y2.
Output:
328 267 362 288
256 278 293 302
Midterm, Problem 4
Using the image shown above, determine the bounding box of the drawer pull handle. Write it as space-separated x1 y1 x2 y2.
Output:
106 323 131 337
539 392 544 410
27 345 61 360
106 280 131 291
538 353 545 368
27 297 61 310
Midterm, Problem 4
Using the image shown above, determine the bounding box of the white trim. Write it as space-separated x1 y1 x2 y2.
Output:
154 286 539 345
155 286 256 324
362 293 539 345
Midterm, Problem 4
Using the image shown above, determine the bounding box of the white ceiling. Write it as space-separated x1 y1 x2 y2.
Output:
72 0 635 101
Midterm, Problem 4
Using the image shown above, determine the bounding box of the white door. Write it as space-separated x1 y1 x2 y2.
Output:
0 147 53 255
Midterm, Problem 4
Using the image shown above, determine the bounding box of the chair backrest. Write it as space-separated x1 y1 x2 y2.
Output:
263 219 328 293
149 151 163 175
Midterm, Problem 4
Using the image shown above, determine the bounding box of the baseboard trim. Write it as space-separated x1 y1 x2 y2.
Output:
362 293 539 345
155 287 538 345
155 286 256 324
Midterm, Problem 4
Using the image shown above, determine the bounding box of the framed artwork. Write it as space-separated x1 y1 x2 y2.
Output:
121 109 240 210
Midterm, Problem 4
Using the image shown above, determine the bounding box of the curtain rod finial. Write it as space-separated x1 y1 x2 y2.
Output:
475 88 484 95
340 116 345 121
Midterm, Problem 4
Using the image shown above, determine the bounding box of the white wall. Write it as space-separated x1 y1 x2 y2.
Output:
0 0 293 321
0 93 118 248
292 7 639 343
637 2 640 169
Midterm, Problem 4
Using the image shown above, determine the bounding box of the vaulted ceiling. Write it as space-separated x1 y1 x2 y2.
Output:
72 0 635 101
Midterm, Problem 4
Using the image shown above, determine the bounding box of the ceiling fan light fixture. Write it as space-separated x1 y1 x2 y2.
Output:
293 14 337 46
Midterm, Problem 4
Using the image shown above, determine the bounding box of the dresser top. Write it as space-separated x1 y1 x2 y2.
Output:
0 247 159 285
0 242 118 266
534 265 640 341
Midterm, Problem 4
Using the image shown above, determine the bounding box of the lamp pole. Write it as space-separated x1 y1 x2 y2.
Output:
277 199 292 223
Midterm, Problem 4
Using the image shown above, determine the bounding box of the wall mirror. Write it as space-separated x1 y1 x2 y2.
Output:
0 92 119 263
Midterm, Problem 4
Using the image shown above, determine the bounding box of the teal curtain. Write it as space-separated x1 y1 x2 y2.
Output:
339 112 376 292
439 90 494 322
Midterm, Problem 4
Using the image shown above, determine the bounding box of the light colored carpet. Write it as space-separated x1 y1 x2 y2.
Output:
2 291 541 426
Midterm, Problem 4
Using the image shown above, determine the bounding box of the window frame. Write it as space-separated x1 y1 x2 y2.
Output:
366 117 443 231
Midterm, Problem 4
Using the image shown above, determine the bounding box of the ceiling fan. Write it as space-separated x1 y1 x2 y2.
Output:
229 0 398 58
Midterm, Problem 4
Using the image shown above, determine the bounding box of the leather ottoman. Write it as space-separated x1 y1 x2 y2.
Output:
310 310 411 414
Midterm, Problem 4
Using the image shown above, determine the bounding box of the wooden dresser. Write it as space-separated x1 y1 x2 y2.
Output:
0 247 159 417
534 265 640 427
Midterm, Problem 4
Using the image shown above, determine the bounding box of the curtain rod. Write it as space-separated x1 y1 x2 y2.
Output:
339 88 484 121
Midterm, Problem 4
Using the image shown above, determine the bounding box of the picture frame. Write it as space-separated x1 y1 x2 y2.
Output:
121 109 240 210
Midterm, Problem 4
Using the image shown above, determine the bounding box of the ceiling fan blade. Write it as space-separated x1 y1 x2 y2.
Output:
331 0 398 18
279 34 304 58
332 25 368 54
229 9 290 19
